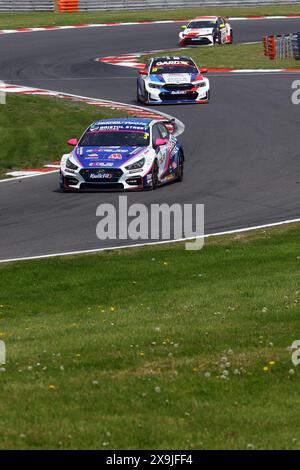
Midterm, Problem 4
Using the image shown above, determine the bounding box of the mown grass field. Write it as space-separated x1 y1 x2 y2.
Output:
0 94 127 178
0 5 299 29
142 43 300 70
0 224 300 449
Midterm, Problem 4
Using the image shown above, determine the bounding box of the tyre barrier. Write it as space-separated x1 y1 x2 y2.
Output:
58 0 78 12
263 32 300 60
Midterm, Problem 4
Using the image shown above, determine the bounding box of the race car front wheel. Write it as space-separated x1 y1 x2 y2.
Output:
151 160 159 190
176 153 184 182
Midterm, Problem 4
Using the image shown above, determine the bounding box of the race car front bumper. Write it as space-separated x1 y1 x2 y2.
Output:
145 80 210 104
179 33 214 46
60 166 154 191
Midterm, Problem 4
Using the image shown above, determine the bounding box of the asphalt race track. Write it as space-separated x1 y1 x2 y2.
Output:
0 18 300 261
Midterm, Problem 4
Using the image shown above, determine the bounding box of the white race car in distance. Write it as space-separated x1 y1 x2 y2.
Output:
179 16 233 46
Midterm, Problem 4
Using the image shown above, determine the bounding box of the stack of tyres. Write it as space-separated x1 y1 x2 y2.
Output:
292 32 300 59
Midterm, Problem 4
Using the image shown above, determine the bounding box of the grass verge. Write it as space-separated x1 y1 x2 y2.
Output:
0 94 127 178
0 5 299 29
141 43 300 69
0 223 300 449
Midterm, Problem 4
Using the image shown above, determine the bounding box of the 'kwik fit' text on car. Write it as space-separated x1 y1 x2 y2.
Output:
59 118 184 191
179 16 233 46
136 56 210 105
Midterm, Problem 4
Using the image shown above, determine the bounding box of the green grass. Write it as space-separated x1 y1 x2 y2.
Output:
141 43 300 70
0 94 128 178
0 5 299 29
1 224 300 449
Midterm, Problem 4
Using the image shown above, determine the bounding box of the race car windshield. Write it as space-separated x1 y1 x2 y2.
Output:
188 21 216 28
151 64 198 74
79 130 150 147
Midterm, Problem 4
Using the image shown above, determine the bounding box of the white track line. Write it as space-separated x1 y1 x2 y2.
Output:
1 217 300 264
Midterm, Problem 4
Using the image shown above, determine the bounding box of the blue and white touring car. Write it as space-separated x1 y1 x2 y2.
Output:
59 118 184 191
137 56 210 105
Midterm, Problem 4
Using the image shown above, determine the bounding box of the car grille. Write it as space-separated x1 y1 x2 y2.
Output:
163 83 193 91
80 168 123 182
159 92 198 101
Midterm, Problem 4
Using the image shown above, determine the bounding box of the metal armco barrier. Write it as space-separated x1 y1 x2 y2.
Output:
263 32 300 60
0 0 54 10
58 0 300 13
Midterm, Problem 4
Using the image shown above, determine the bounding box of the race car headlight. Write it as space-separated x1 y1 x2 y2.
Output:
148 83 162 89
193 81 206 88
66 158 78 170
125 157 145 171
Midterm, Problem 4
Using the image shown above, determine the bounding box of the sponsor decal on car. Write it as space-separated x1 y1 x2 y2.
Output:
108 153 122 160
89 162 114 167
90 171 113 179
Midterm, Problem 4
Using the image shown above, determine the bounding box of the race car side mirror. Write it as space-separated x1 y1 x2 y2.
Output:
181 25 187 29
200 68 208 74
67 138 78 146
154 138 168 147
139 69 147 75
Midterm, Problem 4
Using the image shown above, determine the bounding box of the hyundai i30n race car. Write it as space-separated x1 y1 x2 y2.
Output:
179 16 233 46
137 56 210 104
59 118 184 191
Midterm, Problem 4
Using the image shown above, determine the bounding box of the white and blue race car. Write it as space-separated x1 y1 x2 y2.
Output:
137 56 210 105
59 118 184 191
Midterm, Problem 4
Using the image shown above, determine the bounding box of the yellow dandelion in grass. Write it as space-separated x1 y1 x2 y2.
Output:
0 305 4 308
0 332 5 337
110 307 115 312
139 352 145 358
48 384 56 390
163 262 168 266
269 360 276 366
76 353 81 358
192 367 199 373
262 366 269 373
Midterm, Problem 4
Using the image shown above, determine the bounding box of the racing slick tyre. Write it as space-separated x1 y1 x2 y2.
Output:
176 152 184 182
142 84 151 105
151 160 159 190
213 33 221 45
